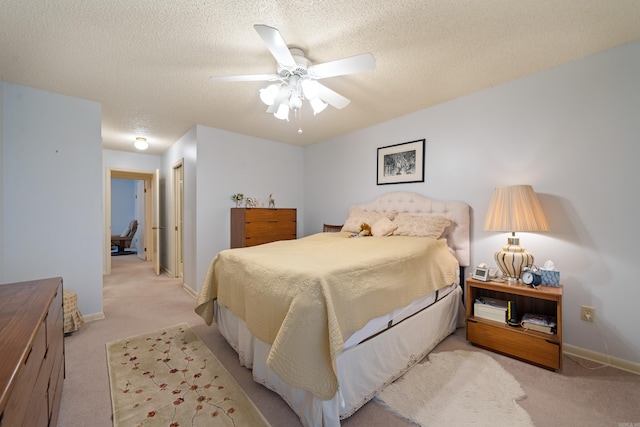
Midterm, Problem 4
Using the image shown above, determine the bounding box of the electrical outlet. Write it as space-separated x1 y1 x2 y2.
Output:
581 305 595 322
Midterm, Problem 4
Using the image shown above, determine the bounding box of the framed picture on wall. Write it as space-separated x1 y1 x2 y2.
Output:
377 139 425 185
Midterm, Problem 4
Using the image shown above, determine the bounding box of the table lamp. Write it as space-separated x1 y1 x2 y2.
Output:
483 185 549 282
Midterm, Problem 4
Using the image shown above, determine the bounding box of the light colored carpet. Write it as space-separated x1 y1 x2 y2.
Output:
375 350 534 427
106 323 270 427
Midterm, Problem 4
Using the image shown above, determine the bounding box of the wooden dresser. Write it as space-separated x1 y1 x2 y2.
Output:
231 208 297 248
0 277 65 427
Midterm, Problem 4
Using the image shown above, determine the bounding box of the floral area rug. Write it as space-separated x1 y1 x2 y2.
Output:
106 323 271 427
374 350 535 427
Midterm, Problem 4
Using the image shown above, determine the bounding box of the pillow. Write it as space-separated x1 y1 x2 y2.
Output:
371 217 398 237
120 227 130 237
392 213 452 238
341 208 397 233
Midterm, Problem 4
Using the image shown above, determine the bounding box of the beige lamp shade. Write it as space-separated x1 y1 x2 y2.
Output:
484 185 549 232
484 185 548 281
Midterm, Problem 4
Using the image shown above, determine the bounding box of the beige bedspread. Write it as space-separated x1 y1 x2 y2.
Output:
195 232 458 400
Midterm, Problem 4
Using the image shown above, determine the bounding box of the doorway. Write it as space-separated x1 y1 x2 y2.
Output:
105 168 159 276
111 178 143 257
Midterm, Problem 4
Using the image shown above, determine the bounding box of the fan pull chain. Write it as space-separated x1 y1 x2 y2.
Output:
297 108 303 134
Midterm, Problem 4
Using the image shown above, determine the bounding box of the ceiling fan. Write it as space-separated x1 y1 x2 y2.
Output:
211 25 376 124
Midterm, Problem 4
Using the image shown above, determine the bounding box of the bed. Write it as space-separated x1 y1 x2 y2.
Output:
195 191 470 426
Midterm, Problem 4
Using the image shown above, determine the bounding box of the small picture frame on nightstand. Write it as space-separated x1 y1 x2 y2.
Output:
472 266 491 281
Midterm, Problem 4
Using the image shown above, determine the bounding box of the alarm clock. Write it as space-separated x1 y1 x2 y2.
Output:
472 265 491 281
521 267 542 286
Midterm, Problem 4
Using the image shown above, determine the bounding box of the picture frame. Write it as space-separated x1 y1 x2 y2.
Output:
377 139 425 185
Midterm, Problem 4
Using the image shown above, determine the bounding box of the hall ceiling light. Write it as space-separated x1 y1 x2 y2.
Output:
134 137 149 150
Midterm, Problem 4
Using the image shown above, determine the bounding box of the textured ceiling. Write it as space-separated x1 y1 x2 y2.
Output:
2 1 640 155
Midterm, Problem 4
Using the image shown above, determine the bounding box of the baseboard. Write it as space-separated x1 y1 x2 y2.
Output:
82 312 106 322
564 344 640 375
182 283 197 299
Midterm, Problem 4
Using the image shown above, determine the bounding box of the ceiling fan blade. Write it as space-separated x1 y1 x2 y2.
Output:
210 74 279 82
308 53 375 79
254 24 296 68
317 83 350 109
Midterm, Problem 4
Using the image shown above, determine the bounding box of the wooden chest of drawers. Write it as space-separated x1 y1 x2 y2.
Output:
0 277 65 427
231 208 297 248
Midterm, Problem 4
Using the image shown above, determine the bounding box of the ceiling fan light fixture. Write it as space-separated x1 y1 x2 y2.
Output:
259 83 280 105
301 79 320 99
289 94 302 111
213 25 376 128
310 97 328 115
274 103 290 120
134 137 149 150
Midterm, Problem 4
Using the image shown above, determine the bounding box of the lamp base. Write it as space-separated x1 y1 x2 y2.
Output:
494 237 534 281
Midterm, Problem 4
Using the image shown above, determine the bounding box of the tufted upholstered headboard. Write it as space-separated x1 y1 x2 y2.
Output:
353 191 470 267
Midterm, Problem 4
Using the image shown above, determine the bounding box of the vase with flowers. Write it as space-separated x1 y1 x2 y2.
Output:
231 193 244 208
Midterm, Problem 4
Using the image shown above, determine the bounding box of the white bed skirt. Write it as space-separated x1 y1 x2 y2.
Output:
215 285 464 427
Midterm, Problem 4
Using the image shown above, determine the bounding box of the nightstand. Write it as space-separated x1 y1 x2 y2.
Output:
465 277 563 371
322 224 343 232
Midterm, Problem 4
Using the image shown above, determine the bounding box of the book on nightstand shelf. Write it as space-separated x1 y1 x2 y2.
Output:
473 297 508 324
520 313 557 334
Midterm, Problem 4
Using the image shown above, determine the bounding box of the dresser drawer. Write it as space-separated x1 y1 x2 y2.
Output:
244 208 296 222
467 319 561 369
48 355 65 425
22 363 49 427
245 221 296 237
1 320 47 427
244 234 296 247
46 285 63 352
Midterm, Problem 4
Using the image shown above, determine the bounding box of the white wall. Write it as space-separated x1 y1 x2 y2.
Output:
304 40 640 364
111 178 136 233
1 82 103 315
104 149 162 171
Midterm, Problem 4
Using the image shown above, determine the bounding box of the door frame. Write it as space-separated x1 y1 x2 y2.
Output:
105 168 156 275
171 159 184 279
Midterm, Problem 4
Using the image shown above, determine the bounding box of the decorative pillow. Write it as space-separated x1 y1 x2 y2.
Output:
371 217 398 237
120 227 130 237
392 213 452 238
341 208 397 233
